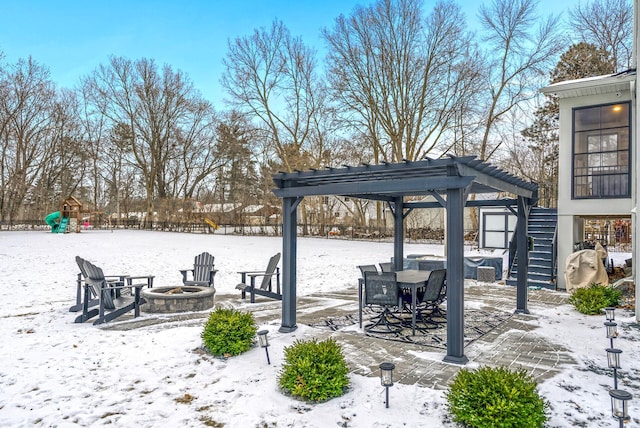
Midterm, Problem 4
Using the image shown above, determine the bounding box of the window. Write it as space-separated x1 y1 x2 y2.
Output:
572 102 631 199
482 211 516 249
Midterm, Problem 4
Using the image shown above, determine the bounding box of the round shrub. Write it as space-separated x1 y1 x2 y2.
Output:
446 366 548 428
278 338 350 402
568 283 621 315
201 307 257 357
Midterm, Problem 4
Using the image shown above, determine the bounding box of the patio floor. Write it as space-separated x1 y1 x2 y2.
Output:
105 282 575 389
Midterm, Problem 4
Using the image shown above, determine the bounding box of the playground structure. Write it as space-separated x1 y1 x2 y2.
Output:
45 196 92 233
204 217 219 231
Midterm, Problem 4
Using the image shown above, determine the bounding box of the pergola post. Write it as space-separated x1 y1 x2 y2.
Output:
515 195 530 314
393 197 404 271
280 196 300 333
443 186 469 365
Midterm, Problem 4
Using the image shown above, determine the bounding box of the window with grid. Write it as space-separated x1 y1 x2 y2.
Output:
573 102 631 199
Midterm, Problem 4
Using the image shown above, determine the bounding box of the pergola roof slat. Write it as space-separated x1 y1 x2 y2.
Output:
272 155 536 199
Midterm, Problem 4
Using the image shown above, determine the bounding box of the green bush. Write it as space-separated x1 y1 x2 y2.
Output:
201 308 257 357
278 338 350 402
446 366 548 428
568 283 621 315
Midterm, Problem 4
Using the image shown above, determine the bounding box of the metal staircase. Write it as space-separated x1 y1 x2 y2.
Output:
506 207 557 289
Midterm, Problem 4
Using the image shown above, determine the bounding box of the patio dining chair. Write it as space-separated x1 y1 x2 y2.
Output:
416 269 447 326
363 271 402 334
379 262 395 273
357 264 378 288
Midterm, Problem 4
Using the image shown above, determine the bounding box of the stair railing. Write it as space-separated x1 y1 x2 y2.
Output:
507 204 534 276
551 220 558 284
508 227 517 276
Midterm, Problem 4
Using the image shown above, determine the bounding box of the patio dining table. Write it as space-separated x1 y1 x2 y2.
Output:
358 269 432 336
396 269 432 335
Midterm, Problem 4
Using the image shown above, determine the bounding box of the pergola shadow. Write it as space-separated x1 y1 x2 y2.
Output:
271 155 537 364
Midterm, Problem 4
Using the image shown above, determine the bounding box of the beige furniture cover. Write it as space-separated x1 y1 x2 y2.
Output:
564 243 609 292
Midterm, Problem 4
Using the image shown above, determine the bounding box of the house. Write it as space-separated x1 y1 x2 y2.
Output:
540 71 636 296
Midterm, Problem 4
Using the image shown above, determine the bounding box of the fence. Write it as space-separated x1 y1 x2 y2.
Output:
4 219 473 245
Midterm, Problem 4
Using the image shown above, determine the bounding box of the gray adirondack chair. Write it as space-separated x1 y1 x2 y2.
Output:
74 259 154 325
236 253 282 303
70 256 126 313
180 252 217 287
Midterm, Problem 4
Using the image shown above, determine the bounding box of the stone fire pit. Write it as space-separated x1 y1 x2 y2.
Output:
141 286 215 313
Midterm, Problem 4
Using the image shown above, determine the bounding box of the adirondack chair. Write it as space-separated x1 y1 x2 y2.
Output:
179 252 217 287
235 253 282 303
74 260 154 325
70 256 126 313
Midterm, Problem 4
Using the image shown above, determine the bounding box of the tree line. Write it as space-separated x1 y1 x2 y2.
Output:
0 0 632 227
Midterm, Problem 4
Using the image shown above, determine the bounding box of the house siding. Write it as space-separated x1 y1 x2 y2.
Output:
556 88 635 289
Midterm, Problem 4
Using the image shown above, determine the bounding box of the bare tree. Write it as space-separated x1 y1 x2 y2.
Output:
568 0 633 71
104 122 141 225
78 81 110 211
222 20 335 234
0 57 58 223
83 56 222 225
222 20 327 173
475 0 563 162
323 0 477 162
32 88 86 214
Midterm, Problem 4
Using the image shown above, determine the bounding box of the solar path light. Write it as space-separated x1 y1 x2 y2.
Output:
379 362 395 408
605 321 618 349
606 348 622 389
257 330 271 365
609 389 632 428
604 307 616 322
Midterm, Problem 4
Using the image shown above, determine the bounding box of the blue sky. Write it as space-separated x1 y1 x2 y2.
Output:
0 0 581 107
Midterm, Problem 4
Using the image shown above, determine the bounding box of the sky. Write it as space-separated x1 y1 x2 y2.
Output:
0 230 637 426
0 0 584 107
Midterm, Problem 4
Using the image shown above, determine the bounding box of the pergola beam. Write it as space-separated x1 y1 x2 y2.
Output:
272 176 474 199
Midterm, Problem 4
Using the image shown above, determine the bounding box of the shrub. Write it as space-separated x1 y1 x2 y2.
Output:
568 283 621 315
446 366 548 428
278 338 350 402
201 307 257 357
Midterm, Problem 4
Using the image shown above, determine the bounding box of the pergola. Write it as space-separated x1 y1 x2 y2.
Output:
271 155 538 364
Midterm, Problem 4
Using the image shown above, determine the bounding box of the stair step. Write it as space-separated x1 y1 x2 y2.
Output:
529 251 553 265
509 267 552 279
505 278 556 290
507 207 558 289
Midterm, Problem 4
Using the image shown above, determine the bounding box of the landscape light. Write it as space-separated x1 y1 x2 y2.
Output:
257 330 271 365
606 348 622 389
604 307 616 322
605 321 618 348
609 389 632 428
379 362 395 408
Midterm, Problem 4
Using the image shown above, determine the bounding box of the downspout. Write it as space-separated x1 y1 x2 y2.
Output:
634 0 639 321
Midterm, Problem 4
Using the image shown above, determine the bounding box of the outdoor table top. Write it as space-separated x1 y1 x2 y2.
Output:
395 269 431 284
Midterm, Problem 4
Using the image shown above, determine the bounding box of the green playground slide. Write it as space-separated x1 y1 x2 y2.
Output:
45 211 61 233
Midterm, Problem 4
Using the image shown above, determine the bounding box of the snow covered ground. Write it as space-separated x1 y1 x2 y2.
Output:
0 230 637 427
